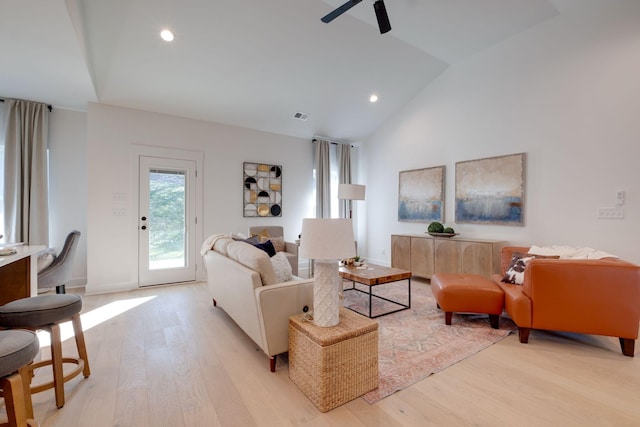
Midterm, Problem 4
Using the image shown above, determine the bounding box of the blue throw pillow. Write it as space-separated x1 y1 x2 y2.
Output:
253 240 276 257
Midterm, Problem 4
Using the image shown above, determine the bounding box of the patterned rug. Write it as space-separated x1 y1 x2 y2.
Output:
342 279 516 404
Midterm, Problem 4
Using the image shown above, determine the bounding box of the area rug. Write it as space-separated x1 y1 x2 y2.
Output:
342 280 516 404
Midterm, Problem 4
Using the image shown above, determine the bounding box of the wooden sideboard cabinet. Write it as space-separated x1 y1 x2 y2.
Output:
391 234 506 279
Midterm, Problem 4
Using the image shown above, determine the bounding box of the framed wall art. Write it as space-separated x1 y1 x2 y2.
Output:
455 152 526 225
243 162 282 217
398 166 445 223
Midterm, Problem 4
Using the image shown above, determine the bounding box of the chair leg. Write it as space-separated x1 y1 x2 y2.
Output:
55 284 66 294
619 338 635 357
488 314 499 329
19 365 35 420
72 314 91 377
444 312 453 325
1 373 29 427
48 324 65 408
269 356 276 373
518 327 531 343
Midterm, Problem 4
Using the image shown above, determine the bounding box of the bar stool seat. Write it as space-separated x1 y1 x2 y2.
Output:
0 295 90 409
0 329 40 427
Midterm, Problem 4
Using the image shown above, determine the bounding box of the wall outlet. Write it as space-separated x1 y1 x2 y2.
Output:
597 207 624 219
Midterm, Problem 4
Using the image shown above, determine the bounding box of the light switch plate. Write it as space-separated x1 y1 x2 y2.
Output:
597 207 624 219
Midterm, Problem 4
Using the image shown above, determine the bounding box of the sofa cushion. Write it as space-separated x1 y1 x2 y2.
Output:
502 254 535 285
226 241 278 285
270 252 293 283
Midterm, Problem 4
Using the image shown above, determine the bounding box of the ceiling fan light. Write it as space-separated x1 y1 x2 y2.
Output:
370 94 378 103
374 0 391 34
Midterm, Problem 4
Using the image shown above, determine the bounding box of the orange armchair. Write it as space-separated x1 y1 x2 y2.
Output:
492 246 640 357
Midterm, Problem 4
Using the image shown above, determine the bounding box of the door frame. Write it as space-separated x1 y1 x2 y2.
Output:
132 145 204 286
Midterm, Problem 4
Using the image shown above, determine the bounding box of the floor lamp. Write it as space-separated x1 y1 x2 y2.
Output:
338 184 366 219
299 218 356 327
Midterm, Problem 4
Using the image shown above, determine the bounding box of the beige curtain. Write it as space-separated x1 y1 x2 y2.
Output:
314 139 331 218
337 144 352 218
3 99 49 245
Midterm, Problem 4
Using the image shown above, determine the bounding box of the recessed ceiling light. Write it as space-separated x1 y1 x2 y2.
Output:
369 94 378 103
160 29 174 42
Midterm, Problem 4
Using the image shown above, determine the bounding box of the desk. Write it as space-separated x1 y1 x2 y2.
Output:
0 245 45 305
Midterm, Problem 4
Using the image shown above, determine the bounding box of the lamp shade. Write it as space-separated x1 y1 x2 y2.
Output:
337 184 366 201
299 218 356 260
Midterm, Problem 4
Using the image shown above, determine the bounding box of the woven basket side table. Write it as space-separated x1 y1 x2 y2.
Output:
289 307 378 412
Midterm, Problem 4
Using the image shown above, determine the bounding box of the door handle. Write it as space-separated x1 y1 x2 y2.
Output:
141 225 147 230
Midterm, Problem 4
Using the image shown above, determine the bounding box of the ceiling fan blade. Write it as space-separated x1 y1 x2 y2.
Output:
374 0 391 34
321 0 363 23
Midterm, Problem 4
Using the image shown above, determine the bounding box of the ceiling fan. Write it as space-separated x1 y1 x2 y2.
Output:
321 0 392 34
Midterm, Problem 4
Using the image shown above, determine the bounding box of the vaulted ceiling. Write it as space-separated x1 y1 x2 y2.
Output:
0 0 589 142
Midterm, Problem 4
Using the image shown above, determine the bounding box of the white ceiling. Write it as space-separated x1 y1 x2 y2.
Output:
0 0 590 142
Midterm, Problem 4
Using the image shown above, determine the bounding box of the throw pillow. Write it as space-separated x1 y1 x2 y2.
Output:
270 252 293 283
270 236 286 252
243 235 261 245
251 229 272 240
501 254 535 285
254 240 276 257
37 249 57 272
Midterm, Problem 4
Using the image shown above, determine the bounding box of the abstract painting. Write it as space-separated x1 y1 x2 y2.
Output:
455 153 525 225
398 166 445 223
243 162 282 217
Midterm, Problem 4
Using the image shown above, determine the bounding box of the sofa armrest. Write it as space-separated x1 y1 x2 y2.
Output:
524 259 640 338
285 241 298 256
283 241 299 276
255 279 314 357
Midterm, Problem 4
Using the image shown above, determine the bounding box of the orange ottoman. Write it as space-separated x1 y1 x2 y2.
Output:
431 273 505 329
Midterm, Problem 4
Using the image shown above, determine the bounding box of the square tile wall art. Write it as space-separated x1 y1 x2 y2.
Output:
243 162 282 217
455 153 526 225
398 166 445 223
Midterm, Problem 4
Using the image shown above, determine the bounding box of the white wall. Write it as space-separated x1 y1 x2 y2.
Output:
86 103 315 293
48 108 88 286
362 1 640 265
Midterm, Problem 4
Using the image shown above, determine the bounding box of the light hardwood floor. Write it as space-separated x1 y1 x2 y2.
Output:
3 280 639 426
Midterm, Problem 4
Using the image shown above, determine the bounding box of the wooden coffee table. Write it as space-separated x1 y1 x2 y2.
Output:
339 263 411 318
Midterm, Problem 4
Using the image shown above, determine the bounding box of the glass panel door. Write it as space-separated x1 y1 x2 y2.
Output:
139 156 196 286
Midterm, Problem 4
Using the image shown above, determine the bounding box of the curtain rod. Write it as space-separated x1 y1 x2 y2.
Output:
0 98 52 112
312 137 354 147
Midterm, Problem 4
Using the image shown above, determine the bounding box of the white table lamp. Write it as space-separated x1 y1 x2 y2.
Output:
299 218 356 327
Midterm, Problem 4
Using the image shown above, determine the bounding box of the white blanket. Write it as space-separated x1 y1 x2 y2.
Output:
528 245 618 260
200 233 228 256
200 232 249 256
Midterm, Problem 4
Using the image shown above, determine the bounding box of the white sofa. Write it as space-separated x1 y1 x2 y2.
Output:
202 234 313 372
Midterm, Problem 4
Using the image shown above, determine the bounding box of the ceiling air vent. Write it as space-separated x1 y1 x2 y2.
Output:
293 112 309 121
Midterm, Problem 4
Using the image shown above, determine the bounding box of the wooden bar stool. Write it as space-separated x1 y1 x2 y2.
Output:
0 329 40 427
0 295 90 409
